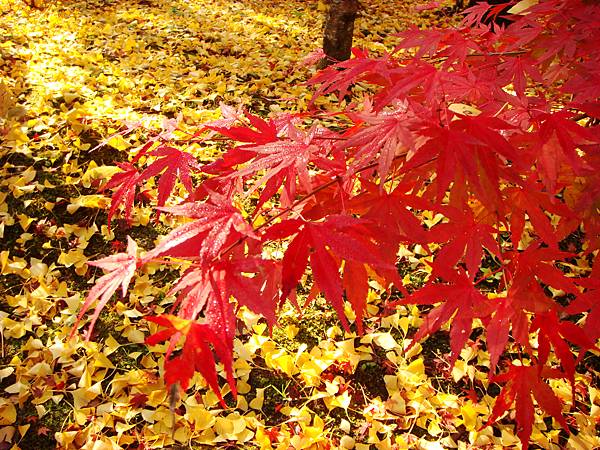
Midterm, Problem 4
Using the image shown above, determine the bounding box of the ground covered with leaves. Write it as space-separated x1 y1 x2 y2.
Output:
0 0 598 449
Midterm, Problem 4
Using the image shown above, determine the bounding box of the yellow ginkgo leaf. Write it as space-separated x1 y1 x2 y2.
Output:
460 402 478 431
0 401 16 425
185 405 215 430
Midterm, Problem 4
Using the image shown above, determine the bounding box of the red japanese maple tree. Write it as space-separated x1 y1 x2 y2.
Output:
78 1 600 446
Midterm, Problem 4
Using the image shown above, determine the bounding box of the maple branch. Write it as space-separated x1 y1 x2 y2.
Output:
474 265 504 286
216 151 435 261
257 177 342 231
470 50 527 58
424 50 527 64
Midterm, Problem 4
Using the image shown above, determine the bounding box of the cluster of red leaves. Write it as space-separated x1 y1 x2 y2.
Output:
79 1 600 446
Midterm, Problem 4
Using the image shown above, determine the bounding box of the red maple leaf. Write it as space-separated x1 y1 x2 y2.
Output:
142 194 256 263
308 49 395 102
395 27 449 59
566 264 600 341
497 56 543 98
432 207 500 280
373 61 442 108
200 102 244 132
462 1 501 28
350 182 431 248
504 179 575 248
393 270 493 366
483 363 570 449
73 236 138 339
401 113 522 210
102 162 140 229
485 283 552 374
342 260 369 334
215 257 281 329
145 314 234 408
484 244 581 373
504 244 578 296
395 27 481 66
531 310 597 387
146 261 252 404
560 153 600 251
138 146 201 207
229 126 318 200
529 111 595 192
264 215 401 331
341 108 414 182
205 110 278 145
168 258 281 330
564 61 600 102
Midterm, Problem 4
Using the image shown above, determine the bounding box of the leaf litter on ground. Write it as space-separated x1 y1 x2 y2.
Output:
0 0 598 449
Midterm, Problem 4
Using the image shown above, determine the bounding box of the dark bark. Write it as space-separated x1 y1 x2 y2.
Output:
320 0 360 68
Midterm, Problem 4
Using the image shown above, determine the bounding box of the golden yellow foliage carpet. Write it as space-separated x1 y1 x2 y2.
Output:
0 0 598 449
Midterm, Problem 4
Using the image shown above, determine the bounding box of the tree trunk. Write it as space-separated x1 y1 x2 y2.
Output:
320 0 359 68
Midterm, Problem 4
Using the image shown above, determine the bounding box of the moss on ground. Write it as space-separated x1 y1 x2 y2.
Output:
246 366 290 426
272 300 338 352
16 399 73 449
